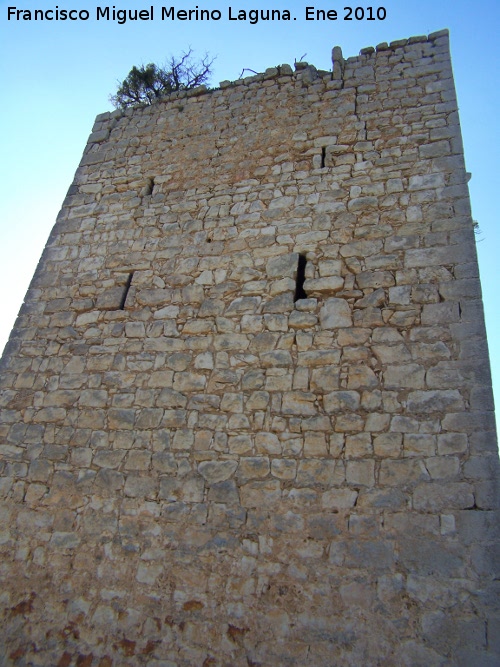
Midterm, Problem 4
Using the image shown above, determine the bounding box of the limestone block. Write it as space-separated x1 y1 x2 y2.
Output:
24 483 47 504
198 460 238 484
172 429 194 450
249 332 279 354
161 409 188 428
323 391 360 413
346 540 394 570
79 389 108 408
373 344 412 365
156 388 187 408
374 433 402 458
135 408 163 429
241 315 264 333
228 435 253 455
28 460 52 482
379 459 430 487
240 480 281 508
296 459 338 487
463 455 500 481
125 322 146 338
288 311 318 329
264 313 289 331
159 474 204 503
301 416 331 432
226 296 261 314
282 391 317 416
50 532 80 548
442 411 496 434
426 363 464 389
347 365 378 390
125 450 151 471
303 276 344 296
89 129 110 143
346 460 375 487
319 298 352 328
96 287 125 310
32 407 66 423
108 409 136 430
384 364 425 389
413 482 475 511
269 278 295 296
345 433 372 458
262 293 295 313
365 412 391 433
246 391 270 411
437 433 468 455
357 271 395 289
173 372 206 392
425 456 460 480
94 469 124 493
182 319 213 335
261 351 293 367
419 140 450 158
207 480 240 504
304 433 328 457
148 371 175 388
238 368 263 392
321 488 358 509
271 459 297 480
421 302 460 325
220 392 244 412
136 563 163 585
255 432 281 455
213 334 250 351
334 412 364 432
340 239 383 258
406 390 464 414
404 434 437 457
475 480 500 509
266 253 299 279
318 260 342 277
135 289 171 306
238 457 270 481
124 475 157 498
355 288 386 309
311 366 340 394
299 350 341 367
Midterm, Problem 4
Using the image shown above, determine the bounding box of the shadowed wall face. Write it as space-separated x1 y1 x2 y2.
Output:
0 30 499 667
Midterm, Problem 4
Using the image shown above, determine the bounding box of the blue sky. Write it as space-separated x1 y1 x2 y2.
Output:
0 0 498 430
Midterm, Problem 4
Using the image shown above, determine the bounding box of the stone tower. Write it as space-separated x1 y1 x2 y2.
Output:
1 30 499 666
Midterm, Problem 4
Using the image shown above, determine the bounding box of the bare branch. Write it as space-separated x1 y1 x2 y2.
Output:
110 50 216 109
238 68 258 79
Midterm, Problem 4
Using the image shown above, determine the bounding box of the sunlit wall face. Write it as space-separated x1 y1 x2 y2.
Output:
1 1 499 435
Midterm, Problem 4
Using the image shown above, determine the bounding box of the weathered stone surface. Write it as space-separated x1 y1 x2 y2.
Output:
384 364 425 389
237 456 270 481
0 31 497 667
198 460 238 484
282 391 317 415
303 276 344 296
320 298 352 328
407 389 464 414
323 391 360 413
266 253 299 279
413 482 475 511
240 480 281 507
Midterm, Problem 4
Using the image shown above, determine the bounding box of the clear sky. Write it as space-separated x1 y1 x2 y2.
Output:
0 0 498 430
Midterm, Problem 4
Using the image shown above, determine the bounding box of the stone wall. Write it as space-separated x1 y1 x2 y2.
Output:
1 30 499 666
